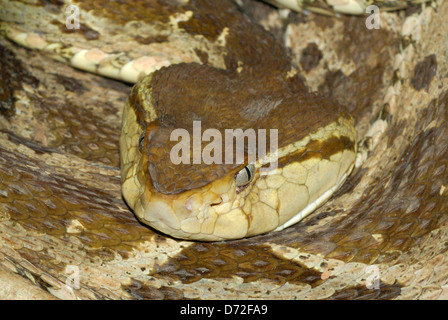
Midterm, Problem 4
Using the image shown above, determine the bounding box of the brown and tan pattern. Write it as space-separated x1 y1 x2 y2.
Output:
0 0 447 299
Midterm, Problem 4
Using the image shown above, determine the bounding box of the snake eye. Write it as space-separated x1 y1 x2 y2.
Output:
235 164 255 187
138 133 145 152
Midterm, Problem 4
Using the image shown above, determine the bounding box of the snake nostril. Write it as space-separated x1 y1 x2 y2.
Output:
210 198 223 207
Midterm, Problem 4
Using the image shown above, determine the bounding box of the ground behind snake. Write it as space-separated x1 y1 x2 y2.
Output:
0 0 448 299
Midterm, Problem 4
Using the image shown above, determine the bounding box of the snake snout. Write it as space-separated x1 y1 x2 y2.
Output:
185 192 223 213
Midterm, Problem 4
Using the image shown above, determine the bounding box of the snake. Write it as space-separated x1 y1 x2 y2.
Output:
0 0 447 299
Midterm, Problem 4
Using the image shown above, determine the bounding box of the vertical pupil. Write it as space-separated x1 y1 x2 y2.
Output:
139 134 144 151
244 166 251 181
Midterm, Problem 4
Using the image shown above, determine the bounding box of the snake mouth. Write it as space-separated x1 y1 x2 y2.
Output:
274 169 352 232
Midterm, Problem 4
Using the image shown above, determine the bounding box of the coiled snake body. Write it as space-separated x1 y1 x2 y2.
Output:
0 0 447 299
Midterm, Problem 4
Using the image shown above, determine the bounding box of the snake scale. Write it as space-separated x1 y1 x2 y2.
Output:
0 0 447 299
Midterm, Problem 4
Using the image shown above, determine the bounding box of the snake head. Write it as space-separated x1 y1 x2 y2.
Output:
120 64 357 241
